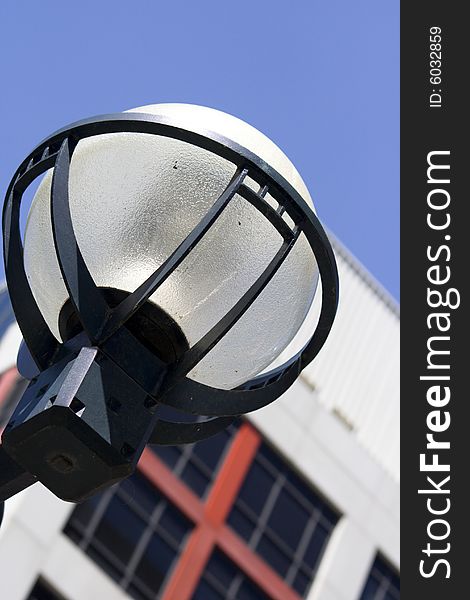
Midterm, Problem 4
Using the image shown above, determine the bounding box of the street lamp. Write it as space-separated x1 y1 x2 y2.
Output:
0 104 338 515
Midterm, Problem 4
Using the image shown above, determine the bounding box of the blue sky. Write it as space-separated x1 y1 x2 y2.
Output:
0 1 399 299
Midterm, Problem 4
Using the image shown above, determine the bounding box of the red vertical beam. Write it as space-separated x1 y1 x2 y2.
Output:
0 368 19 434
205 422 261 526
161 422 261 600
0 367 18 405
162 525 216 600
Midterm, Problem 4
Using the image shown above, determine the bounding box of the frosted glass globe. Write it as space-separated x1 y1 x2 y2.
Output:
23 104 319 389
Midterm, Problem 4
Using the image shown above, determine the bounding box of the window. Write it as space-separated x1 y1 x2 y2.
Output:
65 421 338 600
65 470 193 600
193 550 269 600
359 555 400 600
228 442 339 597
27 579 66 600
151 420 239 498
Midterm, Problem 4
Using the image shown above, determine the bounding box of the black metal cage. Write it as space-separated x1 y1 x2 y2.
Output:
0 112 339 510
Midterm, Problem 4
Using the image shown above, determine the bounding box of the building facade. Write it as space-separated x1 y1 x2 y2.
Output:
0 237 399 600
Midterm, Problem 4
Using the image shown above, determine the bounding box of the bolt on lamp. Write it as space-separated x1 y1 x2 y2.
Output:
0 104 338 514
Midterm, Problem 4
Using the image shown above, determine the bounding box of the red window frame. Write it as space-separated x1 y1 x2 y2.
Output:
0 367 20 435
140 423 302 600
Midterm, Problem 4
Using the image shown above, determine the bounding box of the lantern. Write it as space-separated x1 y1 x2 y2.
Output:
0 104 338 509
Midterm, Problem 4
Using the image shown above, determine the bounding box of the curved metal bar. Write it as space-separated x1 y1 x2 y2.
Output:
2 188 59 369
298 207 339 369
149 416 235 445
159 360 301 417
231 202 339 387
165 229 300 386
97 167 249 343
50 138 111 343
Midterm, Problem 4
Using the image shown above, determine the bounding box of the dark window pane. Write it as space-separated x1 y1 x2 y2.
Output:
135 532 175 592
152 444 182 470
127 582 151 600
192 580 224 600
304 522 328 567
68 492 101 532
259 444 286 475
237 461 275 515
227 506 256 541
256 535 291 578
267 488 310 551
360 576 381 600
206 550 238 588
120 473 160 517
293 570 311 596
197 550 268 600
64 526 82 545
192 429 231 471
286 471 337 526
86 543 123 582
27 580 65 600
159 503 191 544
375 557 391 577
360 556 400 600
238 579 269 600
93 495 146 565
181 461 210 497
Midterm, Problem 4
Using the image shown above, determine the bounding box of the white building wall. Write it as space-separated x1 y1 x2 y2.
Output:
301 238 400 482
0 488 126 600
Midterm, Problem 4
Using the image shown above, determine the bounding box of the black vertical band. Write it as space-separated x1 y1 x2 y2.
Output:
401 4 466 596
